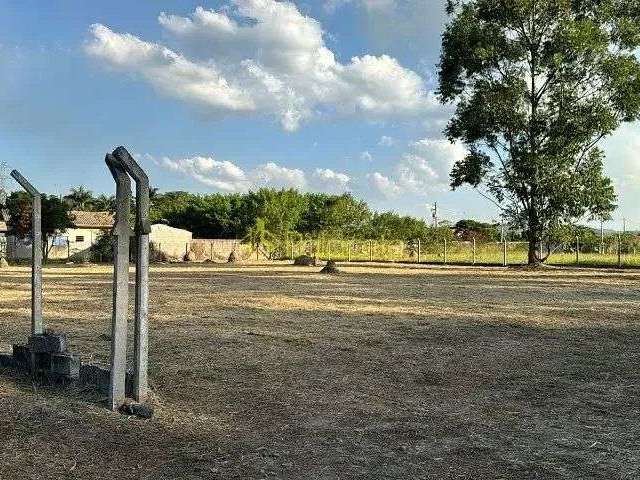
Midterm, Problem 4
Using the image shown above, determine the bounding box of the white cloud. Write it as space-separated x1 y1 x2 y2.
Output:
367 171 401 198
85 1 440 131
157 155 310 192
378 135 395 146
360 151 373 162
85 24 255 112
408 138 467 185
160 155 252 192
325 0 394 13
313 168 350 192
252 162 306 189
367 138 467 197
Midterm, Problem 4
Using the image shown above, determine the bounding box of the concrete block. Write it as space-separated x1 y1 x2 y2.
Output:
12 344 32 366
51 353 80 379
28 333 66 353
80 364 111 393
0 353 17 368
79 364 135 397
34 352 51 371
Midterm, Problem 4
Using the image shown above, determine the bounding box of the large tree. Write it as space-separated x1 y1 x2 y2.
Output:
6 192 74 261
439 0 640 263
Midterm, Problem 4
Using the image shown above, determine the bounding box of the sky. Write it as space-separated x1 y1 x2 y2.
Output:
0 0 638 229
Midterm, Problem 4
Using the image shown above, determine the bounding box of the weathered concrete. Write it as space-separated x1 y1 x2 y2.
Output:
12 344 31 366
51 353 80 378
112 146 150 404
105 153 131 411
28 333 66 353
10 170 43 335
0 353 17 368
80 364 134 397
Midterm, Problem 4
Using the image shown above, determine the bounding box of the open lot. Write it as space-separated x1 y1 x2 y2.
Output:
1 263 639 479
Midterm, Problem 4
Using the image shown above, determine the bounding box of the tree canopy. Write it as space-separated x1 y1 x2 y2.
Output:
6 191 74 260
439 0 640 263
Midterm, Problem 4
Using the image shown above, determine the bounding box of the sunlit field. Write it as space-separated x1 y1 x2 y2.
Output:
1 262 639 479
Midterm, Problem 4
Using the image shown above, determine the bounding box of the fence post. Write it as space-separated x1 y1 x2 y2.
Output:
369 240 373 262
444 239 447 265
210 243 213 261
618 234 622 267
348 243 352 262
575 236 579 264
10 170 43 335
417 239 421 264
538 240 543 261
503 238 507 267
472 238 476 265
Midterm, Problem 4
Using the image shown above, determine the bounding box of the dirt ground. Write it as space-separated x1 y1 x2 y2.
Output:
1 263 639 479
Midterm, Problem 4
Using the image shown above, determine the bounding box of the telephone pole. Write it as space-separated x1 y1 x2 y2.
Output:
0 161 9 222
431 202 438 227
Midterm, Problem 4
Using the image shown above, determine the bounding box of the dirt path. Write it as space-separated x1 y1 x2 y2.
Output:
1 264 639 479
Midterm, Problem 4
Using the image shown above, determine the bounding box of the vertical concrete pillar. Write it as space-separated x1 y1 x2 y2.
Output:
113 146 150 403
105 155 131 411
10 170 43 335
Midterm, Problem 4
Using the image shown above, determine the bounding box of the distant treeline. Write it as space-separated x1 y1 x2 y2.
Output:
149 189 457 242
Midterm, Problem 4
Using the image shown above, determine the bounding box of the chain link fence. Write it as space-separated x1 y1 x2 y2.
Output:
285 238 640 267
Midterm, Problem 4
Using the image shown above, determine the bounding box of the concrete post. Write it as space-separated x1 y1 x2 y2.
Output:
112 146 151 404
472 238 476 265
575 236 580 264
444 239 447 265
105 154 131 411
10 170 43 335
503 238 507 267
417 239 421 264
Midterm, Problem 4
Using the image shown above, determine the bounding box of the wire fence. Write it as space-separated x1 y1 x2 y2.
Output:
287 238 640 268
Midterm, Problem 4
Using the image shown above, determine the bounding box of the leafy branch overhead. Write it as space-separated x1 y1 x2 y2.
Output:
439 0 640 263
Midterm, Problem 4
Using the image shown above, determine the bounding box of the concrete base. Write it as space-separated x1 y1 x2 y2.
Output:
2 333 144 412
29 332 66 353
80 364 134 397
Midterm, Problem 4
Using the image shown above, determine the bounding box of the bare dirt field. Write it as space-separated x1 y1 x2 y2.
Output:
1 263 639 479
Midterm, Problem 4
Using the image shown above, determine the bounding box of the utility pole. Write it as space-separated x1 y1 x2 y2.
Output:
0 161 9 222
431 202 438 228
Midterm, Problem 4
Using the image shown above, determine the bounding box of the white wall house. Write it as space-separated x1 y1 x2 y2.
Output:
61 210 115 259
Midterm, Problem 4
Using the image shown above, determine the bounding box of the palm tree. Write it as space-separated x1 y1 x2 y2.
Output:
243 218 271 261
64 186 94 210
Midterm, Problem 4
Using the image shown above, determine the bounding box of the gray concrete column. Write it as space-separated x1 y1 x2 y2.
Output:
105 154 131 411
112 146 150 403
10 170 43 335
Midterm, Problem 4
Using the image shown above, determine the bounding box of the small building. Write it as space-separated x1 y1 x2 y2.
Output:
149 224 193 260
63 211 115 258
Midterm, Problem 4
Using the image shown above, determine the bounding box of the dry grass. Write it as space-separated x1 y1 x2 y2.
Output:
1 262 640 479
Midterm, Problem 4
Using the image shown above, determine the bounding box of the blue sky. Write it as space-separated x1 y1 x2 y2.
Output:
1 0 638 228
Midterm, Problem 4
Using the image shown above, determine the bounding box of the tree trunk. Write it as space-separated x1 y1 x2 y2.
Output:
527 238 538 265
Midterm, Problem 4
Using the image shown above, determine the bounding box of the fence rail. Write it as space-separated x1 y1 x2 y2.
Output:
287 239 640 268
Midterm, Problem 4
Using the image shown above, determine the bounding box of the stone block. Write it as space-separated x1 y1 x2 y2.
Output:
0 353 17 368
80 364 111 393
28 333 66 353
34 352 51 371
12 344 32 366
51 353 80 379
79 364 135 396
